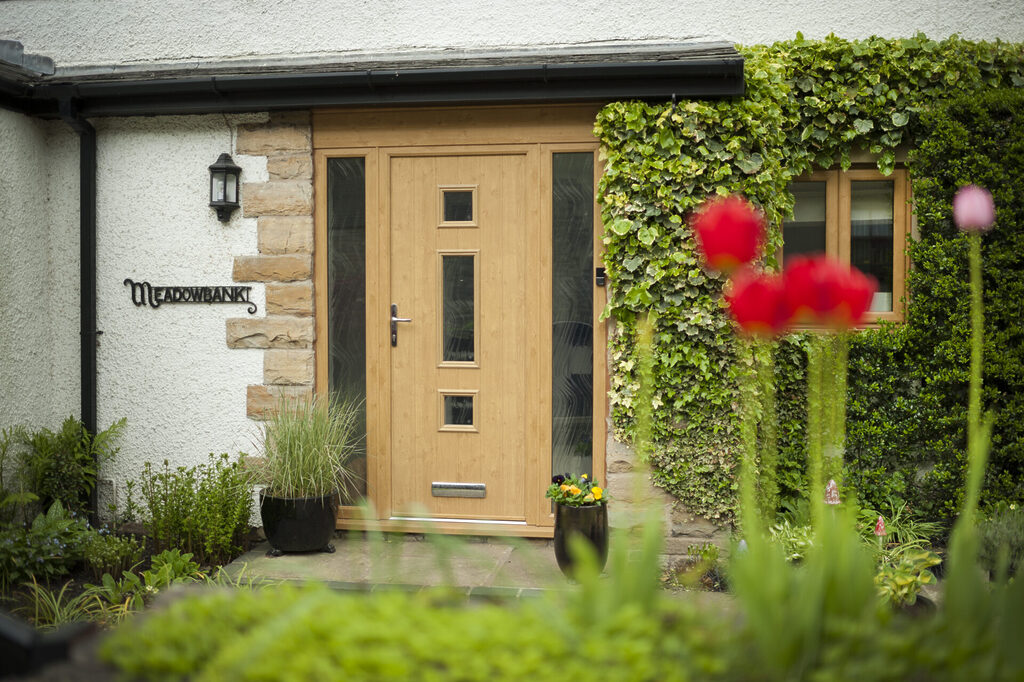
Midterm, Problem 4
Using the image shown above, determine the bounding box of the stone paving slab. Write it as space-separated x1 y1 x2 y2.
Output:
225 533 566 592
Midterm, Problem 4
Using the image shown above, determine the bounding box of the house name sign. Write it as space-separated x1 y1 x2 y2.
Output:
123 278 257 315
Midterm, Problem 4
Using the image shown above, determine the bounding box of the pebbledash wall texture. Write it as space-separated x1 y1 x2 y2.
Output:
3 0 1024 561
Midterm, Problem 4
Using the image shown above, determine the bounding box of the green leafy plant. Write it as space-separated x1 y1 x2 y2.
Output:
17 578 102 630
856 497 944 547
81 529 143 581
0 501 93 593
767 519 814 562
978 503 1024 579
874 549 942 607
136 453 252 566
17 416 125 516
85 549 205 620
0 425 36 526
253 394 363 499
545 473 607 506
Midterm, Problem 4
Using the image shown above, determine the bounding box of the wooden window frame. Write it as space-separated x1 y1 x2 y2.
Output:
784 167 910 327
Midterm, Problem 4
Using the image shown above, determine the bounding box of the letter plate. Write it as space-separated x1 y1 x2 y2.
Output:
431 482 486 498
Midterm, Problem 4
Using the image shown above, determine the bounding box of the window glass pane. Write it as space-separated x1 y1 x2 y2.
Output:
443 190 473 222
442 255 474 362
443 395 474 426
552 153 594 478
851 180 894 312
327 157 367 502
783 181 827 263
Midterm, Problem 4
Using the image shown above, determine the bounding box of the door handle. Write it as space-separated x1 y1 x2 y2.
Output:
390 303 412 347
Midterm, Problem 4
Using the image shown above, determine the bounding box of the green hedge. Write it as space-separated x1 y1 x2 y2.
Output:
840 88 1024 521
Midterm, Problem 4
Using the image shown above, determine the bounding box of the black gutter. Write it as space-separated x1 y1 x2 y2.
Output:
27 58 743 118
58 97 99 524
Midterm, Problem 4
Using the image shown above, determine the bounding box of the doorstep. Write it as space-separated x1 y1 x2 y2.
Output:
223 532 566 595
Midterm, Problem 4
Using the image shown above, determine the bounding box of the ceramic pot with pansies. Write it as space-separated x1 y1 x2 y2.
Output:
547 473 610 577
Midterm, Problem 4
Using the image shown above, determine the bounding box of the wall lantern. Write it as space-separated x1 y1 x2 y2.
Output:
209 153 242 222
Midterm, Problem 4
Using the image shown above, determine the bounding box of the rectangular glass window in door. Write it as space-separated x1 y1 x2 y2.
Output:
551 152 594 478
441 254 476 363
327 157 367 502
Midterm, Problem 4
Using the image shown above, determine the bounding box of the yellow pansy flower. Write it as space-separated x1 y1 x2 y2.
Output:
560 484 570 492
568 486 582 496
592 487 603 500
583 493 595 503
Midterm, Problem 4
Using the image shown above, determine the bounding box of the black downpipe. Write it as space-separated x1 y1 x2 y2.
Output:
59 97 99 524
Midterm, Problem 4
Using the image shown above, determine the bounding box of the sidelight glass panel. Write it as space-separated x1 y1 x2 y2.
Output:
851 180 894 312
443 190 474 222
551 153 594 479
443 395 474 426
783 182 827 263
442 255 475 362
327 157 367 502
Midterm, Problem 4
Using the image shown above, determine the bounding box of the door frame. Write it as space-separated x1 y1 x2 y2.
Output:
313 105 606 537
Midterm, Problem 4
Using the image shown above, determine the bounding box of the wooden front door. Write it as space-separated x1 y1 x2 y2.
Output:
388 149 539 522
313 105 606 536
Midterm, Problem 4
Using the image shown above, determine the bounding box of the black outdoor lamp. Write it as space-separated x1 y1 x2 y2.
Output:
209 153 242 222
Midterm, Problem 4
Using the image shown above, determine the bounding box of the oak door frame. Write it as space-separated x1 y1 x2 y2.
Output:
313 106 606 536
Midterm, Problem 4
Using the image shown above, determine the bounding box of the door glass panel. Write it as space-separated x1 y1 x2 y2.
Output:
443 190 474 222
551 153 594 478
327 157 367 502
442 255 475 362
851 180 894 312
783 181 827 263
443 395 474 426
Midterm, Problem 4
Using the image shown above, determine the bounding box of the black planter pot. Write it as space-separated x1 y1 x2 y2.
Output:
260 490 338 556
553 503 609 577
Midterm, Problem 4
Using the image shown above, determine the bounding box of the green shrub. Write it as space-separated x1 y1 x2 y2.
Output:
0 426 36 526
0 501 92 593
81 530 143 581
136 454 252 566
17 416 125 516
978 504 1024 578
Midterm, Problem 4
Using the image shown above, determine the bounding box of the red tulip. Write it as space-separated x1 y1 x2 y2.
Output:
782 256 877 329
723 268 790 337
690 195 766 274
953 184 995 233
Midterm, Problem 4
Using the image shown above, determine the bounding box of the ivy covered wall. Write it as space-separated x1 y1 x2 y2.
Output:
596 35 1024 522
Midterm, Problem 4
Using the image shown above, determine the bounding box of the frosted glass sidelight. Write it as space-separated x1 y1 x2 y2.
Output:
327 157 367 501
551 153 594 478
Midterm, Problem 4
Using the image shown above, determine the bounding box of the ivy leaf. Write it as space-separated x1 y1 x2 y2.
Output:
610 218 633 236
854 119 875 134
637 226 658 246
891 111 910 127
736 154 764 174
623 256 644 272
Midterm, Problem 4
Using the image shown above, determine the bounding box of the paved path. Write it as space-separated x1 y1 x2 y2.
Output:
224 533 568 598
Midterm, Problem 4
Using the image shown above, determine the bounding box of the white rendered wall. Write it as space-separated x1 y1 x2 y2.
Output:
93 115 266 502
1 0 1023 68
0 110 79 431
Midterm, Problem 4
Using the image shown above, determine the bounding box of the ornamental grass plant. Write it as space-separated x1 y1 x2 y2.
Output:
254 394 363 499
